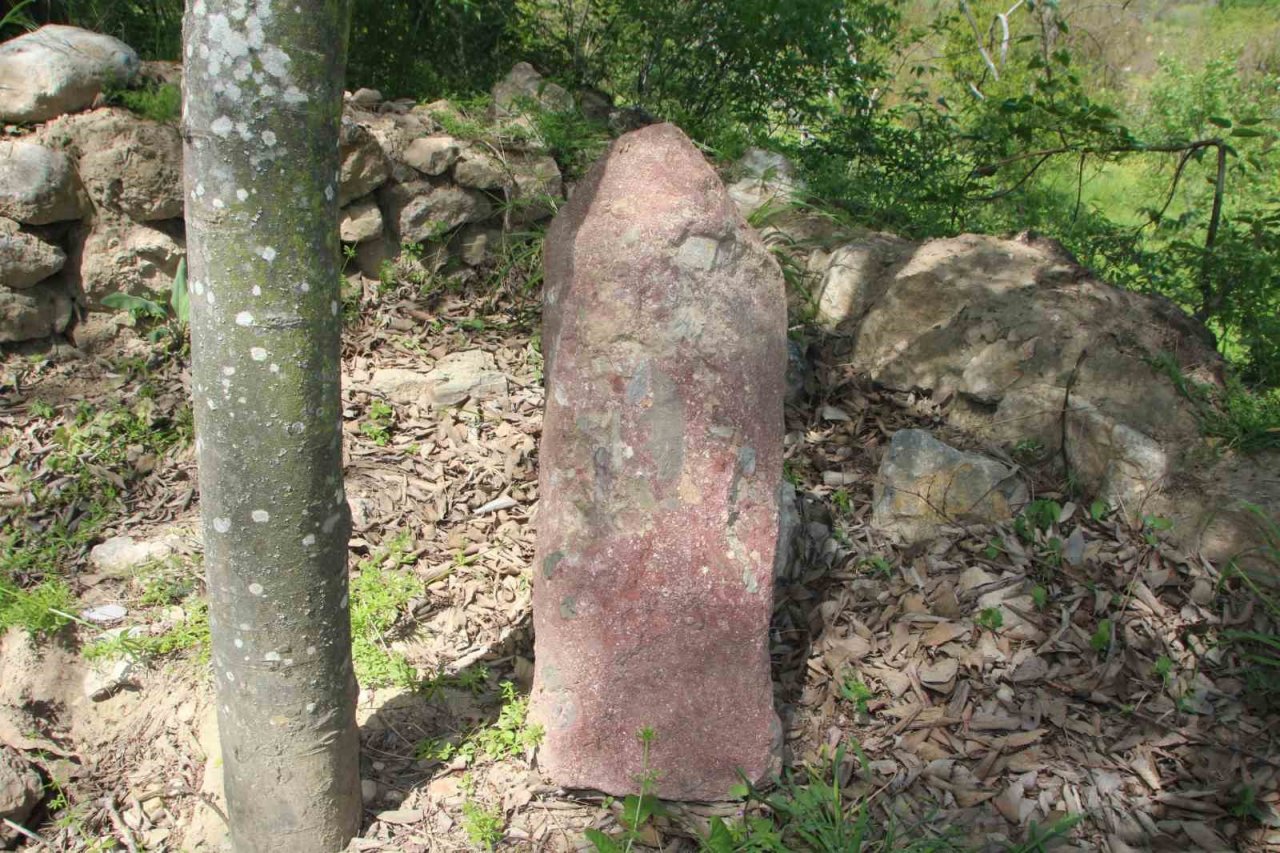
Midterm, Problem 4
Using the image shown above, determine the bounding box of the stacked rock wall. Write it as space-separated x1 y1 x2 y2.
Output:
0 27 568 345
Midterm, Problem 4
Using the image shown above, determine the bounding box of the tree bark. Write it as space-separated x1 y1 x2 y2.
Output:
181 2 361 850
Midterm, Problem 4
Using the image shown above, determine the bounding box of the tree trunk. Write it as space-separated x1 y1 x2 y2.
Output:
181 2 361 850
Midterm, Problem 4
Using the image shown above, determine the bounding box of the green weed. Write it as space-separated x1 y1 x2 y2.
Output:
349 532 423 688
977 607 1004 632
107 81 182 123
840 676 875 715
361 399 396 446
585 727 664 853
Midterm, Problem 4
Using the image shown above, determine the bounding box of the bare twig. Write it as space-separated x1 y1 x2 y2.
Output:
2 818 53 850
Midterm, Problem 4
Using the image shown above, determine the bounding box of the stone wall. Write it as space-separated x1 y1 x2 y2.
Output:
0 27 570 344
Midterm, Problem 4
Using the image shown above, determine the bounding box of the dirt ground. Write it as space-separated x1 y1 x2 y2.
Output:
1 278 1278 852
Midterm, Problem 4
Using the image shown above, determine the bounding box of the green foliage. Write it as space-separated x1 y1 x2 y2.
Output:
977 607 1004 632
585 727 663 853
1090 620 1114 654
0 577 75 637
839 676 874 715
1 0 36 36
1015 499 1061 543
106 81 181 123
460 779 506 850
349 533 423 687
361 399 396 446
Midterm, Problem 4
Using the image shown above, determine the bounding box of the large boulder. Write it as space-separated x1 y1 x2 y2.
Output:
72 217 184 309
0 280 73 342
339 197 383 244
818 233 1215 509
377 180 491 243
531 123 786 800
0 216 66 289
0 25 139 123
873 429 1028 543
68 109 184 220
0 140 85 225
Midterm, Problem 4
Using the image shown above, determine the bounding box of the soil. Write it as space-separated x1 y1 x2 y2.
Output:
1 276 1278 852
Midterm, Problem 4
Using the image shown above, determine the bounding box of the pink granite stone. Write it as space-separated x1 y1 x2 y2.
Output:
531 123 786 800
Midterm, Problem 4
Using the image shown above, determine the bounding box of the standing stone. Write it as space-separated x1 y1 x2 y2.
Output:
532 123 786 800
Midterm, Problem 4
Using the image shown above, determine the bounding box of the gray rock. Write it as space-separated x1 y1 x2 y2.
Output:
453 149 509 190
0 140 85 225
89 534 176 577
814 233 911 331
872 429 1028 543
491 62 574 116
726 148 805 218
0 745 41 828
0 279 72 342
72 217 184 309
402 135 460 176
370 350 507 408
83 655 135 701
72 109 184 220
339 197 383 244
0 25 140 123
339 118 391 206
0 216 66 289
377 180 491 243
508 153 562 225
454 224 503 267
349 88 382 107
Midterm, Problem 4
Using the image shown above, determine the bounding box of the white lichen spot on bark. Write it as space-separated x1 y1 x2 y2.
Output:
213 517 232 533
260 247 277 262
264 651 281 662
262 130 278 146
248 583 265 596
235 311 255 326
252 509 270 523
250 346 268 361
302 534 316 546
211 115 234 136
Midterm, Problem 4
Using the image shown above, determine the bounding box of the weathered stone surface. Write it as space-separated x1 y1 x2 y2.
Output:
821 233 1216 514
403 135 460 176
0 25 139 123
377 179 491 243
73 217 184 309
453 148 509 190
349 87 382 107
531 123 786 800
339 118 392 205
454 224 503 267
71 110 184 220
0 745 41 828
872 429 1028 543
89 534 177 577
508 153 563 225
0 279 72 342
726 148 805 219
339 196 383 244
0 140 85 224
0 216 66 289
369 350 507 408
492 62 574 116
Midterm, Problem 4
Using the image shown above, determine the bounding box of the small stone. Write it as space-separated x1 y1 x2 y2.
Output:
0 216 65 289
339 197 383 244
0 280 73 343
491 62 574 116
454 224 502 267
72 217 185 309
402 135 460 176
81 603 127 623
339 118 391 206
725 147 804 219
453 149 509 190
89 535 176 576
360 779 378 804
872 429 1028 543
0 140 85 225
0 746 41 828
507 153 562 225
71 109 184 220
349 88 382 107
377 180 491 243
84 656 134 700
370 350 507 409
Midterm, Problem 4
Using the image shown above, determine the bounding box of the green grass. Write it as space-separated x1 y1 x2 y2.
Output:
105 82 182 123
349 532 423 688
